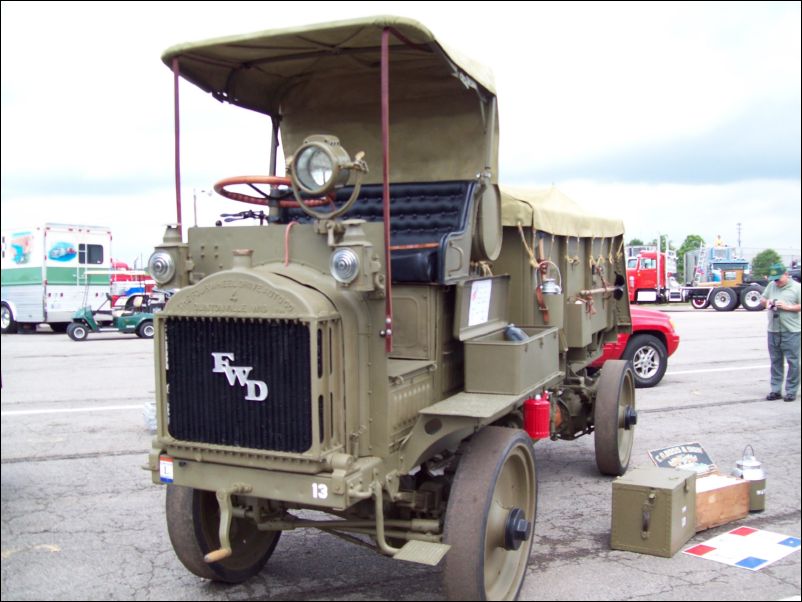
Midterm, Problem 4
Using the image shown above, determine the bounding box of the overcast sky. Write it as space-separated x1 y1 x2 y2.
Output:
2 1 800 265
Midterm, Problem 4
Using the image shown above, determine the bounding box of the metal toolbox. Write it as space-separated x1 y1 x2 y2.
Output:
454 275 560 395
611 467 696 557
464 326 559 394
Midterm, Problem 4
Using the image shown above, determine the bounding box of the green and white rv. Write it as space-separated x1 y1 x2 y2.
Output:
1 223 112 333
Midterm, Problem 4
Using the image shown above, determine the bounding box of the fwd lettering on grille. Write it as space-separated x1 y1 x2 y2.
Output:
211 352 268 401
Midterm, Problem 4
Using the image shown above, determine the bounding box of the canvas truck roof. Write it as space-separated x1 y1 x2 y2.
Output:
161 16 496 110
162 16 498 184
500 186 625 239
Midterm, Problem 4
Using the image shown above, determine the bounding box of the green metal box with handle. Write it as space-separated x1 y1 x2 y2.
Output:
611 467 696 558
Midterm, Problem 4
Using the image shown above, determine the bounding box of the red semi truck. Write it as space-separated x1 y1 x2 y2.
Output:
626 247 681 304
109 260 155 304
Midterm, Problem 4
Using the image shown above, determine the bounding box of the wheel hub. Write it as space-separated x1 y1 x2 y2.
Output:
503 507 531 550
624 406 638 429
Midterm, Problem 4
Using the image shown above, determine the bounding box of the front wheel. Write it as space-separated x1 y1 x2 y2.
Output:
690 297 709 310
623 334 667 388
166 485 281 583
1 303 17 334
594 360 637 476
443 427 537 601
66 322 89 341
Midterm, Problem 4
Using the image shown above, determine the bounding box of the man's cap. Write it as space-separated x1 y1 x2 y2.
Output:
767 262 787 281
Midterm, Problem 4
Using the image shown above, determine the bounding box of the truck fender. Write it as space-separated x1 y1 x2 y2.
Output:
399 394 523 473
1 299 20 334
1 298 19 319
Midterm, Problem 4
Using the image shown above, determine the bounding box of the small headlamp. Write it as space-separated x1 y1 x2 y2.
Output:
147 250 176 285
330 248 360 284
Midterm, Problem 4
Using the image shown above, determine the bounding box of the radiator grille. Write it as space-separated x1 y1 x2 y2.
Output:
165 317 312 452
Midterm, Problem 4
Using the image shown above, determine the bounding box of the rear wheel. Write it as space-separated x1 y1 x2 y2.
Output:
711 288 738 311
166 485 281 583
741 286 765 311
1 303 17 334
136 320 154 339
66 322 88 341
622 334 667 388
443 427 536 601
594 360 637 476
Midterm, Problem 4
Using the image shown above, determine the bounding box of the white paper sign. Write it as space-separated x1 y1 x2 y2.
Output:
468 279 492 326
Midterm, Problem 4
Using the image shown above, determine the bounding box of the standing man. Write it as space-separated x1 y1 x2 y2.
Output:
761 263 801 401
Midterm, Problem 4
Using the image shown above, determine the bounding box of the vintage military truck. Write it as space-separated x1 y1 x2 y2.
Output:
147 17 634 601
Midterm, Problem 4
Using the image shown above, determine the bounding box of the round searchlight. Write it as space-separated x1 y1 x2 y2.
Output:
291 136 352 196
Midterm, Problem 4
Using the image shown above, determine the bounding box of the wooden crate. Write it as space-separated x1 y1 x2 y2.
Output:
695 473 749 532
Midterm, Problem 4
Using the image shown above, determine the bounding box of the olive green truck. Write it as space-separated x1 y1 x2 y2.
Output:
147 17 635 601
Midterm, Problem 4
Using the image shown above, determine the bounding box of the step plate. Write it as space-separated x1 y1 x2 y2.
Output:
393 540 451 566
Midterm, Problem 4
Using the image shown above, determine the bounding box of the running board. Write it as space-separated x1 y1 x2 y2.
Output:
393 540 451 566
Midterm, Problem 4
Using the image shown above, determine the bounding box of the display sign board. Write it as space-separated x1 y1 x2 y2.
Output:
648 441 716 475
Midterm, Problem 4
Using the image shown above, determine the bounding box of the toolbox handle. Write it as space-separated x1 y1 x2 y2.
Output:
641 492 656 539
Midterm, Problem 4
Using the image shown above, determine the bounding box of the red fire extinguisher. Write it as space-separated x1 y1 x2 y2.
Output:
524 391 550 440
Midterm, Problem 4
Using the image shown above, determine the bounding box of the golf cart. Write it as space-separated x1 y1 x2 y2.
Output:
66 292 157 341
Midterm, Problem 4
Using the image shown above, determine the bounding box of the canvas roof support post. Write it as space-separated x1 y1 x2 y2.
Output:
381 27 393 353
172 58 183 238
269 116 280 177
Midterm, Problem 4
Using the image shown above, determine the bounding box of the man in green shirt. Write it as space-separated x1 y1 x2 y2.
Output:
761 263 801 401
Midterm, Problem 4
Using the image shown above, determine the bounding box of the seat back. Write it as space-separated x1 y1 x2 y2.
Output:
282 180 475 282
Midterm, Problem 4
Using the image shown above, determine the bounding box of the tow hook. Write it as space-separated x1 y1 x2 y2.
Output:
204 483 252 563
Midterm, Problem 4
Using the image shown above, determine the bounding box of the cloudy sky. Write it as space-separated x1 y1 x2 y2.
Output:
2 1 800 265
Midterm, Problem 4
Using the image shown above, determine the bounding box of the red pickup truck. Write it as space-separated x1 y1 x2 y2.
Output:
592 305 680 388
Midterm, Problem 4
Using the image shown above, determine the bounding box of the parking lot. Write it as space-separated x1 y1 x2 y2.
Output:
1 306 800 601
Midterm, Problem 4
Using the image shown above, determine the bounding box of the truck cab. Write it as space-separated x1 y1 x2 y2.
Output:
626 246 679 303
682 245 764 311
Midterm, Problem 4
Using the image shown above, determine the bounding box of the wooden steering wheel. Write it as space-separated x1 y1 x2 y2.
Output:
213 175 335 212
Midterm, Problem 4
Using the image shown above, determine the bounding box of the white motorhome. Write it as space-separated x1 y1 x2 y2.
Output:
1 223 112 333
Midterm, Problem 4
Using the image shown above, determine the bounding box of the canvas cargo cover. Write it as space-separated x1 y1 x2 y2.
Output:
162 16 498 184
501 186 624 239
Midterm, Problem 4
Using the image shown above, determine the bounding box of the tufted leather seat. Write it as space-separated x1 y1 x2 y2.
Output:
282 181 475 282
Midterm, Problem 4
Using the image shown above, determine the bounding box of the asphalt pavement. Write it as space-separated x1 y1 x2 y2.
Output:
1 305 800 600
